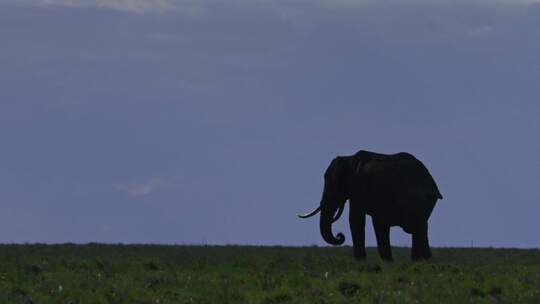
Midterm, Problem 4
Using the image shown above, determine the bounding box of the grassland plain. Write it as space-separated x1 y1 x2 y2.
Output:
0 245 538 304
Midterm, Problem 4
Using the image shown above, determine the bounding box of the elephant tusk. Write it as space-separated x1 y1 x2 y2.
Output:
298 206 321 218
332 204 345 223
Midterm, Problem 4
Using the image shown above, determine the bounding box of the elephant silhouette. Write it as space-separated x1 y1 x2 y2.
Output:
299 150 443 261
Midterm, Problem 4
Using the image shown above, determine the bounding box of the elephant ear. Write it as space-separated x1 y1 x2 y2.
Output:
327 157 355 195
330 157 348 181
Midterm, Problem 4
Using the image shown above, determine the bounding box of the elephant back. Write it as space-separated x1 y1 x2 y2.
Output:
392 156 442 200
361 152 442 200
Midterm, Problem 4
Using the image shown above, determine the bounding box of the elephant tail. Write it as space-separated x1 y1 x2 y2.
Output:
427 182 443 200
414 159 443 200
430 174 443 199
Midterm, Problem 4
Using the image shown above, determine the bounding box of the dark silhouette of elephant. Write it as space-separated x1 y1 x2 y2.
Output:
299 150 443 261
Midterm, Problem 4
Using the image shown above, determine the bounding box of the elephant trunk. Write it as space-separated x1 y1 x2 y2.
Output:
319 202 345 245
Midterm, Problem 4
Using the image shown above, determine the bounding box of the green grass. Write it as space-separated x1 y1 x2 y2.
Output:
0 245 538 303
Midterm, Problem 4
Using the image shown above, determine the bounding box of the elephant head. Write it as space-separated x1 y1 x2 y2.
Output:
298 157 353 245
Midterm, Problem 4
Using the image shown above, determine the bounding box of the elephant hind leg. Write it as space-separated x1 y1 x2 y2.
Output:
412 221 431 261
373 217 393 262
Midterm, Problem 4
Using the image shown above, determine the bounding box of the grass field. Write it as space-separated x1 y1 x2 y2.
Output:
0 245 538 303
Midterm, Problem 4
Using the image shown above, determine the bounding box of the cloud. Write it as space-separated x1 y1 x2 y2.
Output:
18 0 203 14
148 32 182 42
13 0 540 16
468 25 493 36
114 178 171 196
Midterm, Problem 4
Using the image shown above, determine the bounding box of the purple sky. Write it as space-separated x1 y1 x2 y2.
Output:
1 0 539 247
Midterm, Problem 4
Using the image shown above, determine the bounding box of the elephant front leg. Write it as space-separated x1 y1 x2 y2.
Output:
349 203 366 260
373 217 393 261
412 221 431 261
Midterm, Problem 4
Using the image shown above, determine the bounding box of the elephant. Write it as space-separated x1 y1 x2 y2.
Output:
298 150 443 261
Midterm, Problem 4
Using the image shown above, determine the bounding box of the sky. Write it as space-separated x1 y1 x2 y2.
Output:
1 0 539 248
